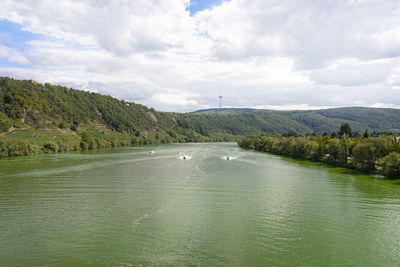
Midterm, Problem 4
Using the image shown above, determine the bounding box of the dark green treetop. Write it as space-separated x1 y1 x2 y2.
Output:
339 122 353 137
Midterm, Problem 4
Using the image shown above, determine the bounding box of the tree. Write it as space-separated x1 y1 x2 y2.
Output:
58 121 68 129
326 138 346 165
363 129 369 138
341 134 351 165
352 137 388 172
0 112 13 132
339 123 352 137
378 152 400 178
43 141 59 153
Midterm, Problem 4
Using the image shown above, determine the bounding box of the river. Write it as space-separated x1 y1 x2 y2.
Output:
1 143 400 266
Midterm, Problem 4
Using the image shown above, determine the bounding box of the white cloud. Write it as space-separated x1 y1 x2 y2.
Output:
198 0 400 67
0 0 399 111
146 91 200 110
0 45 30 64
309 59 394 86
370 102 400 109
252 104 334 111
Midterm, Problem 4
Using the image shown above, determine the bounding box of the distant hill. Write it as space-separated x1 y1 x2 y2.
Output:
1 77 400 157
193 107 400 134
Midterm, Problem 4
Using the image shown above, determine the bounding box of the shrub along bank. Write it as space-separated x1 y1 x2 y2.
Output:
238 132 400 179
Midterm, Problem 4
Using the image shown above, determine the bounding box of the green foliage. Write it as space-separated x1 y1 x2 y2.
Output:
364 129 369 138
238 135 325 162
339 123 353 137
325 138 346 165
239 133 398 179
0 112 13 131
0 138 35 157
80 131 90 143
388 136 400 153
70 124 77 131
378 152 400 178
58 121 68 129
2 78 400 141
351 142 376 172
0 77 237 145
352 137 389 171
196 107 400 134
57 139 80 152
2 77 400 163
43 141 59 153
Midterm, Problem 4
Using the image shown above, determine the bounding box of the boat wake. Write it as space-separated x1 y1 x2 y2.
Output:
222 156 238 160
178 155 192 160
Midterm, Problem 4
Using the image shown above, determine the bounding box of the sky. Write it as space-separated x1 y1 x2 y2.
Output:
0 0 400 112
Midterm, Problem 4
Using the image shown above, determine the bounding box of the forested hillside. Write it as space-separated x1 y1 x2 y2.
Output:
1 77 400 157
194 107 400 134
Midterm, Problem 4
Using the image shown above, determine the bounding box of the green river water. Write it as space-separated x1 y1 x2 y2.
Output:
1 143 400 266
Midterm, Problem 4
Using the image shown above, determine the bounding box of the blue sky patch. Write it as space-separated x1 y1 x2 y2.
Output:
187 0 227 15
0 20 42 49
0 20 44 68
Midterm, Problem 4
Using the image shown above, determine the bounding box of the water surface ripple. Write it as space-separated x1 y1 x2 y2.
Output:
1 143 400 266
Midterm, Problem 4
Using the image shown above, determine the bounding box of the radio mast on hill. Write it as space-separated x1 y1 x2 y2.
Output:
219 89 222 108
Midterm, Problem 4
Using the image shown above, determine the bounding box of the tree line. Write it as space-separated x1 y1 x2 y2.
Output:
2 77 400 161
238 123 400 179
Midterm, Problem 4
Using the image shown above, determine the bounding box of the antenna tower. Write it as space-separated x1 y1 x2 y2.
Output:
219 89 222 108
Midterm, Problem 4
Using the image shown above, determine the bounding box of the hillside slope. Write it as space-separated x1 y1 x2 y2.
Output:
194 107 400 134
1 77 400 157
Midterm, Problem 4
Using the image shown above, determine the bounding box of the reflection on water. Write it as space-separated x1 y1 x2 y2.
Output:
1 143 400 266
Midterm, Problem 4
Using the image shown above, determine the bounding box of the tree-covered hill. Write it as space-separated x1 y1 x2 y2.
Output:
194 107 400 134
0 77 227 146
1 77 400 157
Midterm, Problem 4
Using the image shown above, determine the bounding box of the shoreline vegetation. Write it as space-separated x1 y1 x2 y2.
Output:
0 135 218 159
0 77 241 158
0 125 237 158
0 134 233 159
238 124 400 179
2 76 400 174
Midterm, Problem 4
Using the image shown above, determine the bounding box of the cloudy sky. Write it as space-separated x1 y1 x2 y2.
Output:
0 0 400 112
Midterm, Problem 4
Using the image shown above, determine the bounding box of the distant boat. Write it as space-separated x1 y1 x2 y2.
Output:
149 150 155 154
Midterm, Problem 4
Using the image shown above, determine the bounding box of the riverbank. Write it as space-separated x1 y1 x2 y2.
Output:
238 134 400 179
0 126 237 158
